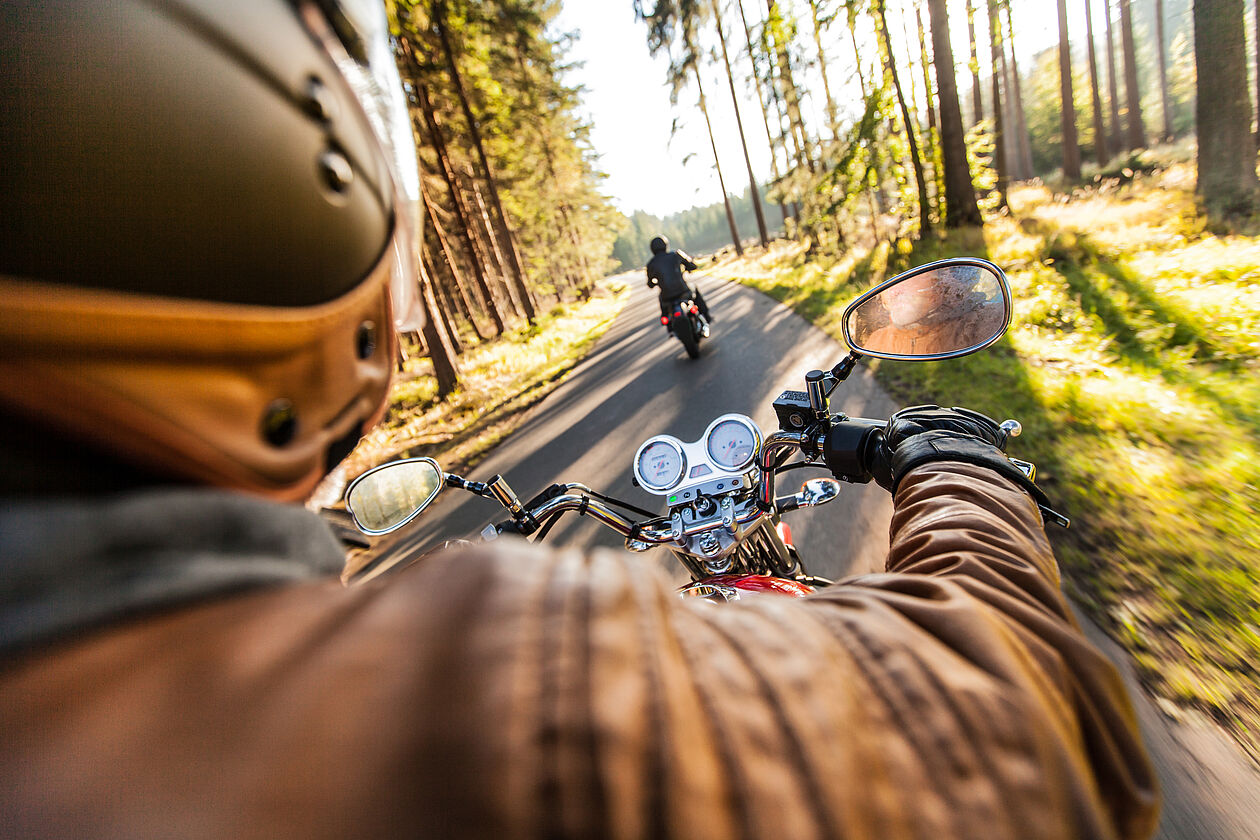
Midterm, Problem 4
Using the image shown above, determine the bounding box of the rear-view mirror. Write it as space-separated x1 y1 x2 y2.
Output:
842 258 1012 360
345 458 444 535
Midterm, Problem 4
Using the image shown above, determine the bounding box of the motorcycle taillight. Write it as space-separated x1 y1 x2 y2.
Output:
660 315 669 325
689 304 699 315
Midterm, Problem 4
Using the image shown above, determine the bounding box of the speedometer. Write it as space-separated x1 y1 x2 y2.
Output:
634 438 686 491
705 416 759 471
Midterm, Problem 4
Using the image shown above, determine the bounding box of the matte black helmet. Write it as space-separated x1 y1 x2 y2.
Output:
650 236 669 254
0 0 424 499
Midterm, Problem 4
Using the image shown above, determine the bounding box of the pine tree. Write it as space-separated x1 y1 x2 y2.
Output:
926 0 982 226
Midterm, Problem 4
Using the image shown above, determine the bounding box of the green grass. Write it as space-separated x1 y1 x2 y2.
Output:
712 163 1260 761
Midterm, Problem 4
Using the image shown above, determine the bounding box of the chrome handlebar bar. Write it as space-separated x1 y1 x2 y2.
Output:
756 429 824 510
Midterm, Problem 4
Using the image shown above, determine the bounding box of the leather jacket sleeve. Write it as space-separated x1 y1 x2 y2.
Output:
0 463 1159 839
677 250 698 272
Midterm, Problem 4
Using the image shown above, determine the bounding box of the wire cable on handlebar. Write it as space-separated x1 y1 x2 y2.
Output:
532 511 563 542
774 461 827 475
585 490 658 519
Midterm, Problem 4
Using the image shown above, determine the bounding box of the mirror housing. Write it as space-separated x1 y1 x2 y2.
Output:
841 258 1012 360
345 457 444 535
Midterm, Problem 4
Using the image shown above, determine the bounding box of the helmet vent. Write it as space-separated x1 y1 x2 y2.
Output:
318 148 354 196
262 400 299 447
356 321 377 359
303 76 335 123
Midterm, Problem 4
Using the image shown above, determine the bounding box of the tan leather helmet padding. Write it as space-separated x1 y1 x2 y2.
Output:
0 249 395 501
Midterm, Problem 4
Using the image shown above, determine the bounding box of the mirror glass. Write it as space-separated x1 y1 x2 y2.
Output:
844 262 1009 359
346 458 443 535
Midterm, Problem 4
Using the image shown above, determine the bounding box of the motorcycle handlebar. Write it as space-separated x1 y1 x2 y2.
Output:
498 417 891 542
756 418 886 511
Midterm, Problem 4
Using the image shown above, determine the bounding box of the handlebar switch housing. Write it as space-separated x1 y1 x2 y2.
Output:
823 420 883 483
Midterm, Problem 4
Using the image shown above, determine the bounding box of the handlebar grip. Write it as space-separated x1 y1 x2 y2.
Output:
822 419 884 484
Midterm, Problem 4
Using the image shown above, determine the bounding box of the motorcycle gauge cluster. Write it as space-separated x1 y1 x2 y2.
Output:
633 414 763 495
635 439 686 492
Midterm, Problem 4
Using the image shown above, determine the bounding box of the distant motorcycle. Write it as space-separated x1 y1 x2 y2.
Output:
346 258 1061 601
660 293 709 359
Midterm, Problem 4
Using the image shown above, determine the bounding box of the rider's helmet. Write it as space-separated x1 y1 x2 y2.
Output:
650 236 669 254
0 0 424 500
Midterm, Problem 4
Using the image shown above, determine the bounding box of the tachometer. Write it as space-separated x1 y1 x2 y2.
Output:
705 416 759 471
634 438 686 491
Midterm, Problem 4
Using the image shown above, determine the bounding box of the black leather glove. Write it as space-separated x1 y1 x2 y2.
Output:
868 404 1056 507
867 405 1004 489
883 405 1007 451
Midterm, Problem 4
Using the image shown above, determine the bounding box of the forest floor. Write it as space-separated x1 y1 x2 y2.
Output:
708 161 1260 763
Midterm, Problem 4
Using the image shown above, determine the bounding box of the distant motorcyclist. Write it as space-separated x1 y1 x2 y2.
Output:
646 235 712 324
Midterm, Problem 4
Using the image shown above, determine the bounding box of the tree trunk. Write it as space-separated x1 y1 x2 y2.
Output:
694 65 744 254
966 0 984 125
808 0 840 136
558 202 593 299
460 176 511 317
908 3 939 209
767 65 802 222
766 0 815 173
1104 0 1125 150
1154 0 1173 141
900 10 922 127
420 179 487 341
737 0 790 225
876 0 933 234
1004 4 1035 179
916 5 937 134
1084 0 1110 165
1058 0 1082 179
422 246 465 355
1119 0 1146 148
715 0 769 246
432 0 537 324
735 0 791 226
417 260 461 397
403 39 505 335
465 165 521 319
1194 0 1259 215
927 0 982 227
997 19 1019 177
847 4 893 214
987 0 1009 206
1255 0 1260 149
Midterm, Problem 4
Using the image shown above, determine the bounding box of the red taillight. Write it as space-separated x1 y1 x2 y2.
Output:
660 315 669 325
776 521 794 549
689 304 699 315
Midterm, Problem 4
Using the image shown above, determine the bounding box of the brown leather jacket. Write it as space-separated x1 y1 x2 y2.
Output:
0 463 1158 839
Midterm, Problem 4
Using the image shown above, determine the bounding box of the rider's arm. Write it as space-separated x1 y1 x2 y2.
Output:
676 250 698 272
806 461 1159 838
382 462 1156 839
645 265 659 287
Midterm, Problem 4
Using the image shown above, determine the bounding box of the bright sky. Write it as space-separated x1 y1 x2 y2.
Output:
551 0 1101 217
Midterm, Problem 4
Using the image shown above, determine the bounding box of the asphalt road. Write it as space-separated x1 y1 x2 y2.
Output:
360 272 1260 838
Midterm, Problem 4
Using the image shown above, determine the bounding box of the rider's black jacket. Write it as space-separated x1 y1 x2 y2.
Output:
645 250 698 301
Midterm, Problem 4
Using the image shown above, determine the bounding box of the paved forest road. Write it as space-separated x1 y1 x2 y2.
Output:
369 273 1260 839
